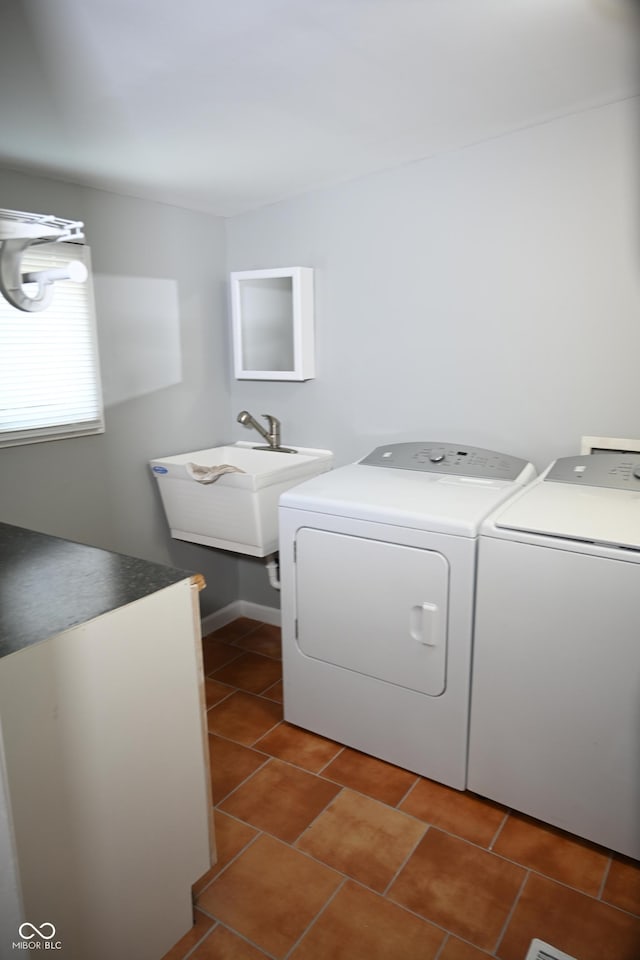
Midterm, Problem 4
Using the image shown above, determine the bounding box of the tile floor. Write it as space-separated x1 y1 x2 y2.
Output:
162 617 640 960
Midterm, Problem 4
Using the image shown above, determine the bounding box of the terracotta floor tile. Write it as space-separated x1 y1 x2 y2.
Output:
498 873 640 960
204 677 234 708
205 618 262 644
220 758 340 842
207 691 282 745
193 811 259 893
323 747 419 806
211 810 259 868
254 722 343 773
211 652 282 694
261 679 283 703
439 938 494 960
399 778 506 847
197 834 342 959
493 812 610 895
160 909 216 960
202 638 244 674
208 734 267 804
602 854 640 915
194 622 640 960
290 879 444 960
233 623 282 660
190 925 270 959
388 828 525 952
296 787 425 893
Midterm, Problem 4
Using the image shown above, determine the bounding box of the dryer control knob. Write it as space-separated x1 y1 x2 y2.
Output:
633 466 640 480
430 453 445 463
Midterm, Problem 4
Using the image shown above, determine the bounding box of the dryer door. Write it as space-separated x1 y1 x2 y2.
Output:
294 528 448 696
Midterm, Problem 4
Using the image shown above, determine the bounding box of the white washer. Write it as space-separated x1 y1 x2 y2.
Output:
468 453 640 858
279 442 535 789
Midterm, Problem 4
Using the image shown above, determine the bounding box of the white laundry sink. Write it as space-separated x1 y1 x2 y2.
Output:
150 441 333 556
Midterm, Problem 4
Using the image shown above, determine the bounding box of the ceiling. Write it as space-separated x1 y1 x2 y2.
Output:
0 0 637 217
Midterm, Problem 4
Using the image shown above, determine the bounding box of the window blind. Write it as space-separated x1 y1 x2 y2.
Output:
0 242 104 447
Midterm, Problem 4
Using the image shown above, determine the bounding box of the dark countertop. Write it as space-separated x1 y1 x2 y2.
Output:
0 522 196 659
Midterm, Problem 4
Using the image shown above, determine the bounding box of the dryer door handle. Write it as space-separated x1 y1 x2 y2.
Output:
410 602 439 647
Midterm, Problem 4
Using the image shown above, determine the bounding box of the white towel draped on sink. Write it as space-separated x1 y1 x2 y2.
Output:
185 462 246 484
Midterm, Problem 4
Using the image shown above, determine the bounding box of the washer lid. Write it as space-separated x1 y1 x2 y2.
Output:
494 481 640 549
280 459 534 537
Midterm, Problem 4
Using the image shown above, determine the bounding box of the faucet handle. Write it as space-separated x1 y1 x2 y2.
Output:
262 414 281 446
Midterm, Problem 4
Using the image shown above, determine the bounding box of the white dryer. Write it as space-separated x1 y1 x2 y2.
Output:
279 442 535 790
468 453 640 858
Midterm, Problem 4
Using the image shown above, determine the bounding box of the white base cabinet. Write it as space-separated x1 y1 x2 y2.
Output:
0 578 212 960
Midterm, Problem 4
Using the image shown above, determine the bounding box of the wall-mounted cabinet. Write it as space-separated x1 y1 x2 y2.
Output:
230 266 314 381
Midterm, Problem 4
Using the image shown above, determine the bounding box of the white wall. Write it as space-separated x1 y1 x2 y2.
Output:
3 98 639 614
0 169 238 616
226 97 640 605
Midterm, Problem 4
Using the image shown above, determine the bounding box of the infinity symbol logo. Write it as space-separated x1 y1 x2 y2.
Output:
18 922 56 940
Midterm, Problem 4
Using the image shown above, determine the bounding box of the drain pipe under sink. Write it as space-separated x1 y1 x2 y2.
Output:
266 554 280 591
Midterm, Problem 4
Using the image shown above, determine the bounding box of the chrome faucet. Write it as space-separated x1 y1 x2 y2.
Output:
236 411 295 453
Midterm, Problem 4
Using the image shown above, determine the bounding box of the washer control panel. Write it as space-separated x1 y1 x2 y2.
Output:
360 443 529 480
546 454 640 490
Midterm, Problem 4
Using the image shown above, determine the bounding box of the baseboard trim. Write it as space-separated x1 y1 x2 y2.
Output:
201 600 281 636
238 601 281 627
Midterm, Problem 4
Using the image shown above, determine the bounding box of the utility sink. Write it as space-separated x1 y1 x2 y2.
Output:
150 441 333 556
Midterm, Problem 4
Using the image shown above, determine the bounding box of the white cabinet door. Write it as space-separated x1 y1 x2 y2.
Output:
295 529 448 696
